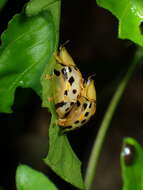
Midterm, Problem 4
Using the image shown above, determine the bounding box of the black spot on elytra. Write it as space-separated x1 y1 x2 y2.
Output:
85 112 89 117
68 76 75 85
65 107 70 112
68 67 72 72
70 102 74 106
74 120 79 124
64 90 68 96
55 101 66 109
61 68 68 79
54 69 60 76
77 100 81 107
83 103 87 110
89 103 92 108
73 89 77 94
81 119 86 124
64 110 71 118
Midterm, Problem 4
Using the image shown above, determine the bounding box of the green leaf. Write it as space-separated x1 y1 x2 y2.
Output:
41 57 84 189
44 122 84 189
16 164 58 190
0 11 55 113
96 0 143 46
121 137 143 190
25 0 61 34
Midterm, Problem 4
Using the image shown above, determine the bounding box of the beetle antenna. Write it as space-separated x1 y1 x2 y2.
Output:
60 40 70 49
88 73 96 80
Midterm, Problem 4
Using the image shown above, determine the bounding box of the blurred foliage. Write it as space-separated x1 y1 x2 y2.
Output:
0 0 7 10
16 165 58 190
121 138 143 190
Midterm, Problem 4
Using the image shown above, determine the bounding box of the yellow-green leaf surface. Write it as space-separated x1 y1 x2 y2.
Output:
0 10 55 112
16 165 58 190
96 0 143 46
41 57 84 189
121 138 143 190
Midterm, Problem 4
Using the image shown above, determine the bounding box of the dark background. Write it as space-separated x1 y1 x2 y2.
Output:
0 0 143 190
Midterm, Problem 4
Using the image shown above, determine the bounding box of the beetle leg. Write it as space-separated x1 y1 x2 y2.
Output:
54 52 63 63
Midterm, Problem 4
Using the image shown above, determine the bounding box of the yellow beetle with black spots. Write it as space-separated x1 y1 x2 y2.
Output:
58 76 96 131
53 46 84 119
51 45 96 131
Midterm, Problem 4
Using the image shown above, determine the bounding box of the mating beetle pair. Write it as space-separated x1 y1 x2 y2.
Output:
49 45 96 131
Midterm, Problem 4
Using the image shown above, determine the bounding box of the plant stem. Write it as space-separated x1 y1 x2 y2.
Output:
84 47 143 190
